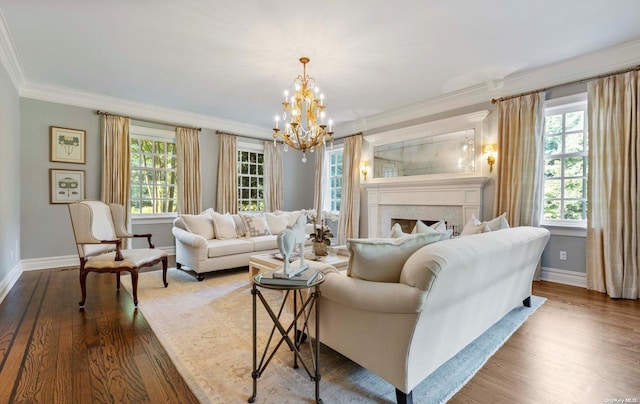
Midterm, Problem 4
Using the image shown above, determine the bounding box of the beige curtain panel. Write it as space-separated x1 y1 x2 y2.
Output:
494 92 545 280
313 145 325 221
338 135 362 244
176 127 202 215
101 114 131 212
217 133 238 214
587 71 639 299
263 141 283 212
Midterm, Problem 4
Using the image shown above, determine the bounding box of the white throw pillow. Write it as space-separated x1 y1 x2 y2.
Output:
347 232 443 283
240 213 271 237
211 211 238 239
460 215 491 236
265 213 289 234
180 213 215 239
485 212 510 231
232 214 246 237
410 220 452 240
389 223 408 238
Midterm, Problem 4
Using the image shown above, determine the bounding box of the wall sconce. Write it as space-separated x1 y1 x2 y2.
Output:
361 161 369 181
483 144 497 172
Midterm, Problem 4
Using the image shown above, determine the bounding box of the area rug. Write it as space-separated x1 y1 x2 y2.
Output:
122 269 545 403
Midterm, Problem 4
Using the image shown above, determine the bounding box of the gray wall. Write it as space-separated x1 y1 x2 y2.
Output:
0 61 21 286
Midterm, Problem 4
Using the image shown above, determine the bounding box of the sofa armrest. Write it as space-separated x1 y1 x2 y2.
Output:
320 273 427 314
172 227 208 248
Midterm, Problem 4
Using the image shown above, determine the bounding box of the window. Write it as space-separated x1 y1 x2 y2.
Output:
323 148 343 213
237 143 264 211
542 95 588 225
130 126 177 215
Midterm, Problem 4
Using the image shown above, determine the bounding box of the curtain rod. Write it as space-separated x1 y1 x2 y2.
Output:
96 110 202 131
491 64 640 104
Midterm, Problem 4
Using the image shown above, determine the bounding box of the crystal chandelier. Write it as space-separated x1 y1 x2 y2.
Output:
273 57 334 162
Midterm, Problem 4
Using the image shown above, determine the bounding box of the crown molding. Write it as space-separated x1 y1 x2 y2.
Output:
0 9 25 91
337 38 640 135
20 81 271 138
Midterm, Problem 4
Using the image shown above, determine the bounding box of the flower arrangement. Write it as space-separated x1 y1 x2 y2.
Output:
310 219 333 246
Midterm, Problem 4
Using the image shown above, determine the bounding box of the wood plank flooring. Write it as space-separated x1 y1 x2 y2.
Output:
1 265 639 403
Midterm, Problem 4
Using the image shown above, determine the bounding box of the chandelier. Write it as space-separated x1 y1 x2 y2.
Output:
273 57 334 162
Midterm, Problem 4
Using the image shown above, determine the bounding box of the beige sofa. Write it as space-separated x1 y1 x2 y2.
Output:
315 226 550 403
172 209 307 281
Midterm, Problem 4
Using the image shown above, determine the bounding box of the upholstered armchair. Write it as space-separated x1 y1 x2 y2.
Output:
68 200 168 307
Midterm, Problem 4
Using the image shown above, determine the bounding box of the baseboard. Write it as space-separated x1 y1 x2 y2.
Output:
0 262 22 304
541 267 587 288
20 246 176 272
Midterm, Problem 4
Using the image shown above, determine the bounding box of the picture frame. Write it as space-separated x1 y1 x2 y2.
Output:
50 126 86 164
50 169 85 204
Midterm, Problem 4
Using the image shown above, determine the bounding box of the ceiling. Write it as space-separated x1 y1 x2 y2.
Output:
2 1 640 136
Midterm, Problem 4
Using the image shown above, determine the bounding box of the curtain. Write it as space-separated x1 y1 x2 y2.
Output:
313 146 325 222
101 114 131 246
337 134 362 244
586 71 639 299
217 133 238 214
176 127 201 214
263 141 283 212
494 92 545 279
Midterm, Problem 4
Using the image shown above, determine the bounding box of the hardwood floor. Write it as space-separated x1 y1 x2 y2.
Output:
1 265 639 403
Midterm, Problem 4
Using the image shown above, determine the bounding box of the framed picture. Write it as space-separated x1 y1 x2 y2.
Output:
50 169 85 204
50 126 86 164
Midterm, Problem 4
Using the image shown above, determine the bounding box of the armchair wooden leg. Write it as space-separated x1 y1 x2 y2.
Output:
395 388 413 404
130 270 139 306
523 296 531 307
162 256 168 287
79 270 88 307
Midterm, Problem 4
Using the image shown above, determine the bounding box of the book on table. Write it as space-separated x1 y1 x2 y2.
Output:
260 268 319 286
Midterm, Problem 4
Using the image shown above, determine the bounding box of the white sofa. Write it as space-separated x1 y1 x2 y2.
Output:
172 209 307 281
315 226 550 403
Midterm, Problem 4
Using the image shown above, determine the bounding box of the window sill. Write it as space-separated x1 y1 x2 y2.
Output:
540 222 586 237
132 214 177 225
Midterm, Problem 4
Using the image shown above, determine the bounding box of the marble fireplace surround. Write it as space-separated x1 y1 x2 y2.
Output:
363 176 489 238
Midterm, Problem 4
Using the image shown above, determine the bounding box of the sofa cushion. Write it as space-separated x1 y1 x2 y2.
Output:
389 223 408 238
211 212 238 239
180 213 215 239
485 212 510 231
410 220 453 240
460 215 491 236
207 239 254 258
241 213 271 237
347 233 443 283
251 235 278 251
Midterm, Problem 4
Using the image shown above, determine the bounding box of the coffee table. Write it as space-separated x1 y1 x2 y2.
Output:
249 249 349 278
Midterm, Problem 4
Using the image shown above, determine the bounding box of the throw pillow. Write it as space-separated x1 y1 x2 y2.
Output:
265 213 289 234
241 213 272 237
389 223 408 238
211 211 238 239
180 213 215 239
410 220 452 240
485 212 510 231
347 232 443 283
232 214 246 237
460 215 491 236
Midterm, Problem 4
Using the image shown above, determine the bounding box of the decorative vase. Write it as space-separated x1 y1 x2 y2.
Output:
313 241 328 257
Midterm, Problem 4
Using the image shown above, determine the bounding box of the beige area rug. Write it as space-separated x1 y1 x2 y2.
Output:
122 268 544 403
122 268 397 403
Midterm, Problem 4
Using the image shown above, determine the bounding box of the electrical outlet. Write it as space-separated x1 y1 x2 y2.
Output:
560 251 567 261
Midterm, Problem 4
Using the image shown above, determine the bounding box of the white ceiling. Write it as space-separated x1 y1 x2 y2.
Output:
1 1 640 136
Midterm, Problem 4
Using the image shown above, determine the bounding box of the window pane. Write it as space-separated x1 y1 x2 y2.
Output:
131 138 140 153
131 200 141 214
565 111 584 131
155 155 166 168
565 132 584 153
154 141 165 154
544 200 561 219
144 155 153 167
131 186 140 199
141 140 153 152
544 179 561 198
242 177 250 187
545 114 563 134
544 159 561 178
167 143 176 155
131 153 141 167
250 164 256 175
565 179 585 199
564 157 585 177
544 136 563 155
564 200 586 220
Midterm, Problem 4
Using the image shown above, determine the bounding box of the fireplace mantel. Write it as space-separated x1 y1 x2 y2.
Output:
363 175 489 237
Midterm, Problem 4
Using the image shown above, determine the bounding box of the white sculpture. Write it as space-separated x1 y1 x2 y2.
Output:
275 213 309 278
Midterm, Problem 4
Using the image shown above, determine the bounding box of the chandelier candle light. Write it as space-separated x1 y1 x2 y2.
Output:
273 57 334 162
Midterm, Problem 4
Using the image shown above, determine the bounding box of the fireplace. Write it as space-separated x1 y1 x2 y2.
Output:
363 176 489 237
